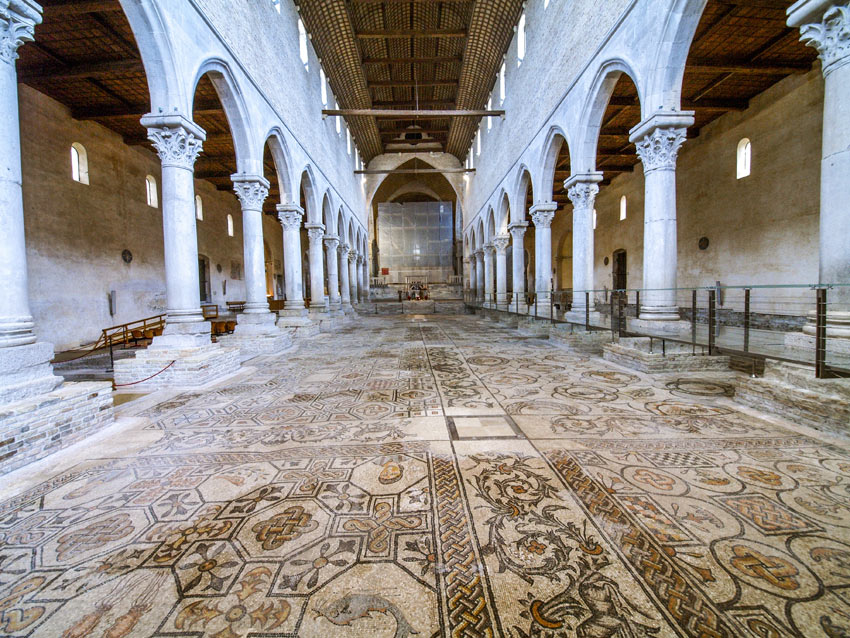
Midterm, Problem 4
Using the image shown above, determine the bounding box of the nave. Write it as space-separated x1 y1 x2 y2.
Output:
1 315 848 637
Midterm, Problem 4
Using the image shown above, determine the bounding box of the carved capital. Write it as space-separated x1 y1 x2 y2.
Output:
323 234 340 250
0 1 41 66
338 242 351 257
634 126 688 172
483 243 496 257
493 235 510 254
306 223 325 244
564 173 603 209
231 174 269 211
276 204 304 230
799 4 850 76
530 204 557 229
473 249 484 259
146 124 205 170
348 252 359 264
508 221 528 242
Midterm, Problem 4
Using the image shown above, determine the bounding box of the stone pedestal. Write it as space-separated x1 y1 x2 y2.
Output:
220 313 294 362
0 342 61 404
603 337 730 373
550 324 612 355
113 342 240 390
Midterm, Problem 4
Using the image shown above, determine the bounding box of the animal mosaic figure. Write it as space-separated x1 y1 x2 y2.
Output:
316 593 419 638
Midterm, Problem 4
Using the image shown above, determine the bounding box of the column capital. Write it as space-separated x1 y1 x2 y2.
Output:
276 204 304 229
788 2 850 76
231 174 269 211
338 242 350 256
141 115 206 170
483 242 496 256
0 0 41 66
473 248 484 259
564 172 603 209
324 233 339 244
348 252 359 264
629 111 694 173
493 235 510 253
305 223 325 243
530 202 557 229
356 254 364 264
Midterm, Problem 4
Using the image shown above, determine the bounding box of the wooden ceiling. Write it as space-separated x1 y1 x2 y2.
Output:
296 0 523 161
16 1 818 214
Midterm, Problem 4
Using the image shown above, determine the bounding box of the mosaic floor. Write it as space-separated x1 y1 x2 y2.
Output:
2 314 850 637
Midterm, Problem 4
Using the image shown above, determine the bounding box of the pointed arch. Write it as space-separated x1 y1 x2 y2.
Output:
263 129 294 204
512 166 534 225
539 126 572 202
299 166 320 224
496 191 510 235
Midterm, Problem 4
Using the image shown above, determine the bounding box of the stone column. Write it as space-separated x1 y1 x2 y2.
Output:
305 223 326 310
276 204 307 315
565 173 603 318
508 222 528 309
493 235 510 308
360 256 370 301
141 115 209 347
630 111 693 322
324 235 341 313
338 244 352 310
349 252 360 304
789 1 850 337
530 202 557 313
474 249 485 303
0 1 59 403
483 243 495 306
231 174 277 333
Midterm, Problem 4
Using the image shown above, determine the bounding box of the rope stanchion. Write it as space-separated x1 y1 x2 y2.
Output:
112 360 176 390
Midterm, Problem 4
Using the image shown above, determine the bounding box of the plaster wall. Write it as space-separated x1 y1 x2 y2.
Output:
19 86 283 351
586 69 822 298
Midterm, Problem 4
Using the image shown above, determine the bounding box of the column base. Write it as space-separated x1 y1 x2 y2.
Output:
150 320 212 349
801 311 850 339
603 337 730 374
217 329 295 363
550 323 612 355
0 380 114 477
564 310 602 327
234 311 278 335
0 342 63 404
629 317 692 337
785 331 850 355
638 306 681 322
113 343 240 390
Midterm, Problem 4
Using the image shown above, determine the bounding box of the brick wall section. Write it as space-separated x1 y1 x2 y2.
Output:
0 382 114 476
113 345 240 391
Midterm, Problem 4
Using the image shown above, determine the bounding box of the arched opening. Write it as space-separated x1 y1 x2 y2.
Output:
195 195 203 221
145 175 158 208
198 254 211 303
70 143 89 185
737 138 751 179
226 214 234 237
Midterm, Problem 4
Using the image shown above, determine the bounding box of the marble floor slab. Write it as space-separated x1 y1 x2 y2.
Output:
1 315 849 637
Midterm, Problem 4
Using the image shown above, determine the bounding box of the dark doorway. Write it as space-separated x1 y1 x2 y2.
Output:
199 255 211 303
612 250 627 291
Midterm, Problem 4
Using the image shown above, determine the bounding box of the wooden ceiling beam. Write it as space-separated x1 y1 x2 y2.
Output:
18 58 142 81
41 1 122 15
367 80 459 88
362 56 463 65
356 29 467 39
74 100 223 119
687 59 811 75
371 101 457 108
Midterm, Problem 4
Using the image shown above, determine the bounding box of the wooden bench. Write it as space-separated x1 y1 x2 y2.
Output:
202 304 219 319
226 301 246 312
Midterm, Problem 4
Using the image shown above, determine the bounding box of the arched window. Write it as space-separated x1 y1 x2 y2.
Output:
334 99 341 134
70 143 89 184
517 13 526 67
195 195 203 221
346 127 351 155
145 175 158 208
320 68 328 106
487 95 493 130
499 61 506 104
227 214 234 237
544 0 550 7
619 195 627 221
737 138 751 179
593 209 597 230
298 18 309 70
476 132 481 156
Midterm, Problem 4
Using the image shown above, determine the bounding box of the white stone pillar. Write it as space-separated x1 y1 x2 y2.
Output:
483 243 495 306
359 255 369 301
630 111 693 321
232 174 276 333
789 1 850 336
277 204 307 314
530 202 557 313
305 223 326 310
349 252 359 304
494 235 510 308
565 173 603 317
324 235 341 312
0 1 59 403
338 244 352 309
141 115 209 347
474 250 485 302
508 222 528 308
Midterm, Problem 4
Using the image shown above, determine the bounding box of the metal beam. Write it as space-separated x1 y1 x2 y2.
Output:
356 29 467 39
323 109 504 118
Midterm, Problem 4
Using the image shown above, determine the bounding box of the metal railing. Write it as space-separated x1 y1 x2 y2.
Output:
464 282 850 379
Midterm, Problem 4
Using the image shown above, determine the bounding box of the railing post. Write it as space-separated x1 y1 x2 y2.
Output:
635 290 640 315
691 289 697 354
708 289 716 356
816 287 827 379
610 292 616 339
550 279 554 325
585 291 590 330
743 288 751 353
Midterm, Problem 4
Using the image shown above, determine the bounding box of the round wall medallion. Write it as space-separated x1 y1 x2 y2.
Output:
698 237 710 250
604 256 610 265
216 263 223 273
121 249 133 264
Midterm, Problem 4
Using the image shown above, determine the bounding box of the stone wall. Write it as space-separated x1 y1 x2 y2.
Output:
19 85 284 351
0 381 113 476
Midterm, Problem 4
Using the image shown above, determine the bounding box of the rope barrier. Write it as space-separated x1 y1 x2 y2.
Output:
112 360 176 389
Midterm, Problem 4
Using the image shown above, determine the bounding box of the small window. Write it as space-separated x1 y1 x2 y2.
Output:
145 175 158 208
272 0 280 13
487 96 492 130
227 214 234 237
619 195 627 221
346 127 351 155
298 18 309 70
334 99 341 134
593 209 597 230
517 13 526 67
476 133 481 157
195 195 203 221
499 62 506 104
737 138 751 179
320 68 328 106
70 143 89 184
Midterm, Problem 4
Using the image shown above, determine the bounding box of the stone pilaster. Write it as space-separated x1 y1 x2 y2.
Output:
565 173 603 318
530 202 557 314
630 111 693 322
789 1 850 337
493 235 510 308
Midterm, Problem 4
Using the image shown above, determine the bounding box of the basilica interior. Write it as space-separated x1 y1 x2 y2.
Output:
1 0 850 636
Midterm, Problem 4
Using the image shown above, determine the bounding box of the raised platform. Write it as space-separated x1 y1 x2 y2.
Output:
550 324 612 355
735 361 850 439
0 380 114 476
113 343 240 390
603 337 730 373
217 329 295 362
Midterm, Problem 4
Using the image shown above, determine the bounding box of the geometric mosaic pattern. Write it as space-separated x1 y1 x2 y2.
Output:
1 315 849 637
